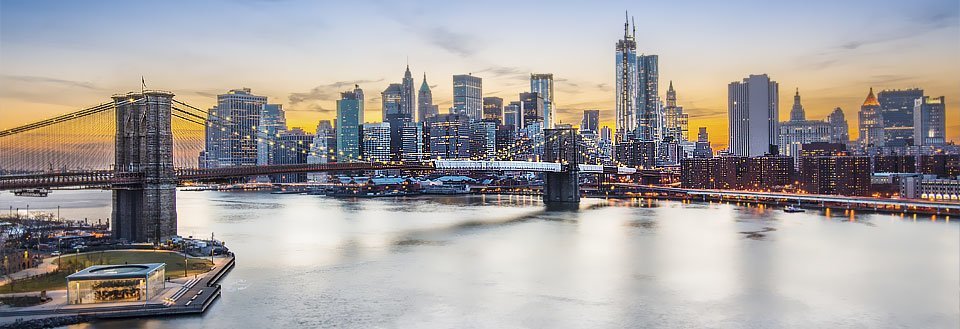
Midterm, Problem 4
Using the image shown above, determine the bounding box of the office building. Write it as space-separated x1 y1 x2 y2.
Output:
503 101 521 127
662 81 688 142
470 120 497 160
362 122 391 163
878 88 923 147
581 110 600 133
400 122 427 162
777 90 833 158
826 107 849 144
637 54 659 141
483 97 503 123
418 74 439 121
401 65 416 121
918 154 960 178
858 88 885 149
873 155 916 173
530 73 555 128
425 114 471 160
453 74 482 120
203 88 268 168
519 92 544 130
728 74 779 157
615 14 638 141
272 128 313 183
913 96 946 146
257 103 287 166
615 139 656 168
336 86 364 162
694 127 713 158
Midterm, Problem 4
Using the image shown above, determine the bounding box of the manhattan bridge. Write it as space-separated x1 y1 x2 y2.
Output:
0 90 637 244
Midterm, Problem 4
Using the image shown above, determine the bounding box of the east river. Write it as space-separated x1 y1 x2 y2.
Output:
1 190 957 328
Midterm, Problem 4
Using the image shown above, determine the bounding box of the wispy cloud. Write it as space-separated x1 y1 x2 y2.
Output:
288 79 384 104
474 66 528 80
1 75 101 90
373 2 481 57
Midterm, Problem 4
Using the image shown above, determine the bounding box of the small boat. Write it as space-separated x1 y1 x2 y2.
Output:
784 205 805 213
12 188 50 197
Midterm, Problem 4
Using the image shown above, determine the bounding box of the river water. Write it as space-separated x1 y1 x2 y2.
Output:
1 190 957 328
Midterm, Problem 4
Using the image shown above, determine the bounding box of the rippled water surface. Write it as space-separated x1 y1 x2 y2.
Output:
2 190 957 328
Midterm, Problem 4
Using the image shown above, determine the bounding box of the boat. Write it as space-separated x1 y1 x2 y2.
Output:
12 188 50 197
784 205 805 213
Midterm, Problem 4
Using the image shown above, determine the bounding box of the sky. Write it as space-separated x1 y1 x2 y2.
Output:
1 0 958 149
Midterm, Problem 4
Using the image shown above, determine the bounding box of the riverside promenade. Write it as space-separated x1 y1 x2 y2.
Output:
0 255 235 328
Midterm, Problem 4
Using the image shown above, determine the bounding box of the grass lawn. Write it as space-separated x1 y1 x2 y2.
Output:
2 250 214 294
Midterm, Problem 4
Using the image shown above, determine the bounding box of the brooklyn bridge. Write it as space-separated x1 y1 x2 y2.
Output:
0 90 637 244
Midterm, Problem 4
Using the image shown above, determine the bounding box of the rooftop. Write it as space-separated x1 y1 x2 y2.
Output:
67 263 165 280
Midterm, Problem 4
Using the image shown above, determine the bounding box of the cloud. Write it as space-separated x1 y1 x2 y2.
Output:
288 79 384 104
285 104 334 114
419 26 479 57
685 107 726 119
474 66 528 80
1 75 101 90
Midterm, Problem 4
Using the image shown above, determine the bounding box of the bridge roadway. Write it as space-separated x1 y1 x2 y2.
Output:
0 161 638 190
616 184 960 211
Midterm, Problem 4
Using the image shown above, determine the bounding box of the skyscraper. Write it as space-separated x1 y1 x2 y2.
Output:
204 88 267 168
914 96 946 146
519 92 544 129
662 81 688 142
362 122 391 163
425 114 471 160
826 107 849 144
694 127 713 158
470 120 497 160
401 65 416 121
637 54 659 141
381 84 403 121
581 110 600 133
257 103 287 166
777 89 832 158
382 83 409 160
503 101 521 127
482 97 503 123
789 88 806 121
858 88 884 149
336 85 363 162
728 74 779 157
453 74 482 120
530 73 555 128
878 88 923 147
615 13 638 141
417 73 439 122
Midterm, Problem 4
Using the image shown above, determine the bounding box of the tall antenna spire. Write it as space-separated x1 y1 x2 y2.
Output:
624 11 629 38
631 16 636 38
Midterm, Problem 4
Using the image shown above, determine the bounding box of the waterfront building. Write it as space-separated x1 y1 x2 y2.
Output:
913 96 946 146
858 88 885 149
693 127 713 158
257 103 287 166
878 88 923 147
798 156 872 196
637 54 659 142
728 74 779 157
470 120 498 160
680 156 794 191
425 114 471 160
873 155 916 173
581 110 600 133
203 88 268 168
799 142 848 157
662 81 688 142
495 124 517 160
362 122 391 163
336 86 364 162
307 121 335 182
483 97 504 123
900 175 960 200
67 263 165 305
418 74 439 122
530 73 555 128
918 154 960 178
615 14 638 141
452 74 482 120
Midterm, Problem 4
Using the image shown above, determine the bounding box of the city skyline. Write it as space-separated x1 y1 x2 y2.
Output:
1 0 958 149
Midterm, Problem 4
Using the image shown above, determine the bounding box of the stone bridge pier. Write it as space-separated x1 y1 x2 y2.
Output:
111 91 178 244
542 128 581 209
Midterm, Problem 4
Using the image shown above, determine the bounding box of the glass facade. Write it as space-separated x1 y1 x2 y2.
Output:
67 264 165 305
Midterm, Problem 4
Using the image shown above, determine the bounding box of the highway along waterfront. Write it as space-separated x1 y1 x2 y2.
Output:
0 189 957 328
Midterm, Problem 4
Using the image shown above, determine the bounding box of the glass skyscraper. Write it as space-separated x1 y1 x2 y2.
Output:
728 74 779 157
914 96 946 146
203 88 267 168
878 88 923 147
615 15 638 142
452 74 482 120
530 74 554 128
637 54 659 141
417 73 438 122
336 85 364 162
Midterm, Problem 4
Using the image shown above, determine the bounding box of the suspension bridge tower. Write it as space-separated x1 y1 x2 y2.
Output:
542 128 581 208
111 90 178 244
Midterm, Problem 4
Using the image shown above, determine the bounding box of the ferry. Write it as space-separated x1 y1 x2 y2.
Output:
12 188 50 197
784 205 805 213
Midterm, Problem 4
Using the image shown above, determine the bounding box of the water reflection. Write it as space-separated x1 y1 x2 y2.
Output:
0 190 955 328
